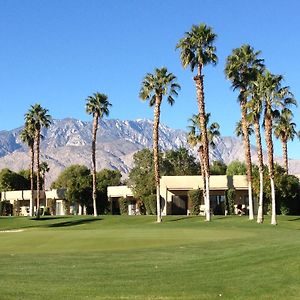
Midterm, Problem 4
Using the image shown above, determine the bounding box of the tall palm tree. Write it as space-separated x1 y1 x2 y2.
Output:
274 108 298 174
188 113 220 206
25 104 51 219
20 125 35 217
176 23 217 221
86 92 111 217
256 71 296 225
225 44 264 220
139 67 180 223
246 91 265 223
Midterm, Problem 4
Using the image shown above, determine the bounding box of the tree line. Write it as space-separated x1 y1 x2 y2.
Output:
128 149 300 217
1 148 299 217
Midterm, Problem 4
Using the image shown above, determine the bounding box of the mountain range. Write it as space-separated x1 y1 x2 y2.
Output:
1 118 300 188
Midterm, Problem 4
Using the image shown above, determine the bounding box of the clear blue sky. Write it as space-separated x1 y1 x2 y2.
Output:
1 0 300 158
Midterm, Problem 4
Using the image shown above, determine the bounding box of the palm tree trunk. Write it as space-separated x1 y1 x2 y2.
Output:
30 144 34 217
257 171 264 223
153 96 162 223
194 68 211 221
265 110 277 225
254 118 264 223
92 114 99 217
240 98 254 220
35 130 40 219
199 147 206 212
282 140 288 174
270 177 277 225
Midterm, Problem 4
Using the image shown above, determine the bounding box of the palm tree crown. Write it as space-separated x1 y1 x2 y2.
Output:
139 67 180 105
25 104 51 132
188 113 220 148
274 108 298 143
20 126 35 148
255 71 296 116
225 44 264 92
176 23 217 72
86 92 111 118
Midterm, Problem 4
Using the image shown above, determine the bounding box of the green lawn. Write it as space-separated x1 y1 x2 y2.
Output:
0 215 300 300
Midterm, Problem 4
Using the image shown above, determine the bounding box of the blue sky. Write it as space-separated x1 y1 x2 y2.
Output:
1 0 300 158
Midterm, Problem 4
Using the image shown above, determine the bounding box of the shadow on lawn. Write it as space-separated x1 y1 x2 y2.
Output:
30 216 70 221
287 217 300 222
167 216 198 222
45 218 102 228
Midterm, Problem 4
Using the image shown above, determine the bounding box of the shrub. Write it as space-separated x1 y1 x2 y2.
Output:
280 204 290 216
43 207 51 216
64 200 71 215
188 189 201 215
143 194 157 215
0 201 13 216
47 199 56 215
118 197 128 215
225 188 235 215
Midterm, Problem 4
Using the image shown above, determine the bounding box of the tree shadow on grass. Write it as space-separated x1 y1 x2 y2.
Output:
167 216 198 222
30 216 70 221
45 218 102 228
287 217 300 222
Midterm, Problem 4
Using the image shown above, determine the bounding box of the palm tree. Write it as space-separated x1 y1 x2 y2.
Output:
20 125 35 217
255 71 296 225
139 67 180 222
176 23 217 221
188 113 220 206
86 92 111 217
25 104 51 218
225 44 264 220
274 108 298 174
246 90 265 223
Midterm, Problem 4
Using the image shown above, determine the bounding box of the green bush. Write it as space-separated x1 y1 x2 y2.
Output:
43 207 51 216
225 188 236 215
188 189 201 215
143 194 157 215
280 205 290 216
118 197 128 215
0 201 13 216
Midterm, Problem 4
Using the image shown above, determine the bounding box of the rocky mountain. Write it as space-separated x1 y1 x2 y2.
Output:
0 118 299 187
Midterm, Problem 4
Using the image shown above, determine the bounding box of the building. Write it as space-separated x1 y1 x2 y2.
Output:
107 175 252 215
0 189 67 216
107 186 137 215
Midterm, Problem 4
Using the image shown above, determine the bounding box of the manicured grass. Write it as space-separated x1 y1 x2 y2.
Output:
0 215 300 299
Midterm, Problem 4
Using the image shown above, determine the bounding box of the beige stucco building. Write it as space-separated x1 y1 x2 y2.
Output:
0 189 67 216
108 175 252 216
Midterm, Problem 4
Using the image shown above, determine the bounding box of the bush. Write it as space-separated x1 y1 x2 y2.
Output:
118 197 128 215
188 189 201 215
43 207 51 216
143 194 157 215
225 188 235 215
280 204 290 216
47 199 56 215
0 201 13 216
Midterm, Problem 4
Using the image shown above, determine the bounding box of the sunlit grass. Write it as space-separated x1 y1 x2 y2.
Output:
0 215 300 299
